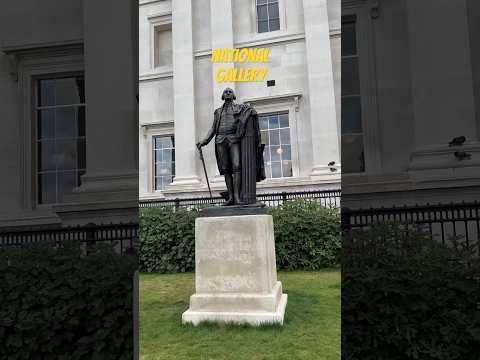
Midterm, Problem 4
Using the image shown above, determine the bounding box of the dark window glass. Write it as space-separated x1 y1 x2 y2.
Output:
342 22 357 56
341 16 365 173
37 75 86 204
342 58 360 96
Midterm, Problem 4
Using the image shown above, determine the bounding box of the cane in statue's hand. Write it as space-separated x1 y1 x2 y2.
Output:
196 142 214 203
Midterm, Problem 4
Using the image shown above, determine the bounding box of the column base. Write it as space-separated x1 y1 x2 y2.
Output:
53 170 138 226
310 164 341 182
166 175 202 192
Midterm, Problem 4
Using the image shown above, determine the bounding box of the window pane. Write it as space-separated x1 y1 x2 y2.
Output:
38 79 55 106
259 116 269 130
38 140 56 171
342 97 363 134
57 171 77 203
55 107 77 138
257 0 267 4
269 19 280 31
268 3 279 19
342 22 357 56
342 134 365 173
279 113 289 128
38 173 56 204
258 20 269 33
281 145 291 161
37 110 55 139
264 164 272 178
257 5 268 21
342 58 360 96
268 115 279 129
280 128 290 145
270 146 281 162
162 149 172 162
56 140 77 170
271 162 282 178
155 176 163 191
55 77 83 105
269 129 280 145
263 146 270 163
261 130 269 145
155 149 163 162
282 160 292 177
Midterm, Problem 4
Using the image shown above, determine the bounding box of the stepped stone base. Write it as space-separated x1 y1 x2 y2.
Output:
182 214 287 326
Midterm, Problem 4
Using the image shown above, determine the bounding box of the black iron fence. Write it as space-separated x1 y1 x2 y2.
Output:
139 189 341 209
0 222 138 255
343 201 480 250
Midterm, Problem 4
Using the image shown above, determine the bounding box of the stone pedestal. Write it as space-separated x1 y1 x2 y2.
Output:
182 214 287 325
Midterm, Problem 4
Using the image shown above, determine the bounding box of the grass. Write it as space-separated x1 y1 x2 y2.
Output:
140 270 340 360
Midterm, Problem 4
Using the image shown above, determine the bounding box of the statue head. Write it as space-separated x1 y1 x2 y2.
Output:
221 87 236 101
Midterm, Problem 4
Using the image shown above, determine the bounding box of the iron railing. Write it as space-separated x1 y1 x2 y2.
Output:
0 222 138 255
342 201 480 249
139 189 341 209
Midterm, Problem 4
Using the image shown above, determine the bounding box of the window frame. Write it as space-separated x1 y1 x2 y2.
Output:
152 134 175 192
35 72 86 205
14 45 84 211
251 0 286 35
141 122 175 194
148 12 173 73
245 95 302 181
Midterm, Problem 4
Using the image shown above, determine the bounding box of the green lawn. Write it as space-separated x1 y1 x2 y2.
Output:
140 270 340 360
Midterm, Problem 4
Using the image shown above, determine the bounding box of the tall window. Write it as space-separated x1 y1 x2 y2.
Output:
153 135 175 191
342 15 365 173
153 24 172 68
256 0 280 33
36 75 86 204
260 112 292 178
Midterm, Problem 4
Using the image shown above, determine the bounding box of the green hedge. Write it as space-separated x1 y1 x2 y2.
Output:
267 199 340 270
0 242 136 360
342 225 480 360
139 199 340 273
139 207 198 273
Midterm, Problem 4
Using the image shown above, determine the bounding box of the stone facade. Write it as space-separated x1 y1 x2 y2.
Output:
139 0 341 200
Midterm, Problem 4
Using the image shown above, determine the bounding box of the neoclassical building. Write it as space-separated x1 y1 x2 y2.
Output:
139 0 341 200
0 0 138 228
341 0 480 208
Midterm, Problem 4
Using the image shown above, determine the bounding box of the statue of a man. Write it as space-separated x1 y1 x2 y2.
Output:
197 88 265 206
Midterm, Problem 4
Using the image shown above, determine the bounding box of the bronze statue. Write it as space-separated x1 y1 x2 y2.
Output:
197 88 265 206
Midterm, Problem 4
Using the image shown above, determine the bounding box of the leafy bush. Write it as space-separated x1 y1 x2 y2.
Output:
342 224 480 360
268 199 341 270
139 207 198 273
0 241 136 360
139 200 341 273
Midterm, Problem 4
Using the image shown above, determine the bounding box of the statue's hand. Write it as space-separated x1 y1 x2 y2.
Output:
196 141 204 149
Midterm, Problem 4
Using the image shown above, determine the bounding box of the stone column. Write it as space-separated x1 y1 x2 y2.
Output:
168 0 201 189
302 0 341 180
209 0 236 187
55 0 138 225
406 0 480 176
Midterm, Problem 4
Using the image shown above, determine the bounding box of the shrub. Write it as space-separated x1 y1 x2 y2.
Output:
0 241 136 360
139 207 198 273
342 224 480 360
268 199 341 270
139 200 341 273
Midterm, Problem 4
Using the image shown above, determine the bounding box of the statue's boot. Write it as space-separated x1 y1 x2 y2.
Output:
233 172 245 206
222 174 235 206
